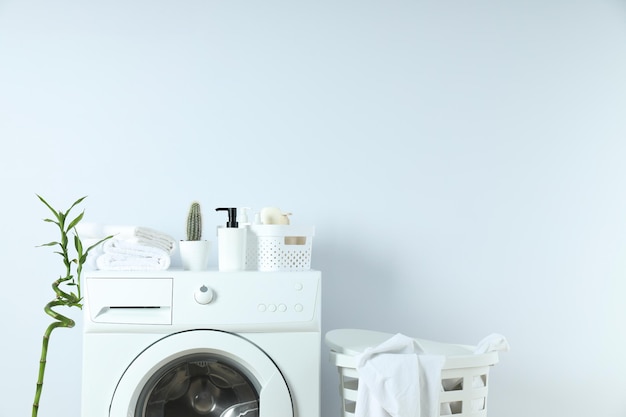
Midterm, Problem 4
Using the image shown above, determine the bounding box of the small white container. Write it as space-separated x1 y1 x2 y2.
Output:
246 225 314 271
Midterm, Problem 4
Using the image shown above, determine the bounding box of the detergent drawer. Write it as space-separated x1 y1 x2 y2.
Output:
85 277 173 325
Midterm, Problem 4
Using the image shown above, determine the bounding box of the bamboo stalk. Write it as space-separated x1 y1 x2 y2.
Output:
31 195 112 417
32 300 74 417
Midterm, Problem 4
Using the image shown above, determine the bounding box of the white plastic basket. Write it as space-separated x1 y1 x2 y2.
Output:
326 329 500 417
246 225 314 271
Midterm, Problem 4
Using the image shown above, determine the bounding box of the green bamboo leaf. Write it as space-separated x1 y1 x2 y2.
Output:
36 194 60 221
57 211 66 230
67 196 88 213
86 235 114 253
67 211 84 231
37 241 59 247
74 234 83 255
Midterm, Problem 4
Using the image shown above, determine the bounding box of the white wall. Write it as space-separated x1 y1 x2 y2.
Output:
1 0 626 416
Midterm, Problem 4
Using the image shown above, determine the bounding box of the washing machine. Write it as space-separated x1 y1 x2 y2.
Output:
80 270 321 417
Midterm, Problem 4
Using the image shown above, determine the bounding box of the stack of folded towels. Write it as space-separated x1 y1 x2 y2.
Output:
77 223 176 271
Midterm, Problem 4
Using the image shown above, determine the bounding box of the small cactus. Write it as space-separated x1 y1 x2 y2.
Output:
186 201 202 241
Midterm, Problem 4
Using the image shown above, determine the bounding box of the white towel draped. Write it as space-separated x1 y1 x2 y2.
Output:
474 333 510 355
354 333 444 417
355 333 510 417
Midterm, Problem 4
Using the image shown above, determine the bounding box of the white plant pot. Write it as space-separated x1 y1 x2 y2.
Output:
179 240 211 271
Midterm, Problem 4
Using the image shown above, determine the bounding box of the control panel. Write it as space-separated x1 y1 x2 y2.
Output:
175 271 320 326
83 270 321 329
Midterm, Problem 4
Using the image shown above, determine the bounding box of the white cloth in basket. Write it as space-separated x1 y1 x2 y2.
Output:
440 333 511 415
474 333 510 354
354 333 445 417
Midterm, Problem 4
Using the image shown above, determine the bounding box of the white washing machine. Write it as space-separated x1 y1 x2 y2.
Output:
80 270 321 417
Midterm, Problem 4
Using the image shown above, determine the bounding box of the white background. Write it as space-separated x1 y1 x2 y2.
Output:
1 1 626 416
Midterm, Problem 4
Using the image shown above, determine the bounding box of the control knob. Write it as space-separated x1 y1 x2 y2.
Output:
194 285 214 305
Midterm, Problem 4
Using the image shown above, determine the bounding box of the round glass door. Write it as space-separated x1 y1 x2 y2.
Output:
109 330 293 417
136 353 259 417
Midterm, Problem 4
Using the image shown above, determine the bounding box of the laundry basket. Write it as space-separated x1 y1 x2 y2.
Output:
326 329 500 417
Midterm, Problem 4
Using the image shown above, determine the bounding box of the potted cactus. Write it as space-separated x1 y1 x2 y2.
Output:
179 201 211 270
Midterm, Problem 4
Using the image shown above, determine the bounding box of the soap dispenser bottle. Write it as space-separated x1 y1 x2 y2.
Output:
215 207 247 271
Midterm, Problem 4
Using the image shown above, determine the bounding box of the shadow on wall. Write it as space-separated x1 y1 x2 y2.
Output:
315 236 407 417
315 235 404 334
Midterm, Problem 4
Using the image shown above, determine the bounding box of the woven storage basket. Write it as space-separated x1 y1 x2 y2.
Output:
246 225 314 271
326 329 500 417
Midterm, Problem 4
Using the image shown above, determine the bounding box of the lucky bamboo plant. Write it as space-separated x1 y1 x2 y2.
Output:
32 195 112 417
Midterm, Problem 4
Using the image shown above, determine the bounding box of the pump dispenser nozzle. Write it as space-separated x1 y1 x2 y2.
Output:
238 207 251 226
216 207 238 228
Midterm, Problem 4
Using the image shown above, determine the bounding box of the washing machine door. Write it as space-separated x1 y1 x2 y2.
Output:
110 330 292 417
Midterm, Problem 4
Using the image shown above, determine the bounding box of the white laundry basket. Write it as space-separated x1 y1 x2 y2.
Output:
326 329 500 417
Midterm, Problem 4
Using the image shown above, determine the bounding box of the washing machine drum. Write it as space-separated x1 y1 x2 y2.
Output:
110 330 293 417
137 353 258 417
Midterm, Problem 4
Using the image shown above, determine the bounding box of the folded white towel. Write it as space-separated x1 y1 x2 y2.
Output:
102 239 170 258
96 253 171 271
131 227 176 254
95 239 171 271
76 223 176 254
354 333 444 417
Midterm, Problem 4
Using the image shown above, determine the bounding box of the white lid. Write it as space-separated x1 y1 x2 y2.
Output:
325 329 395 355
325 328 477 357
